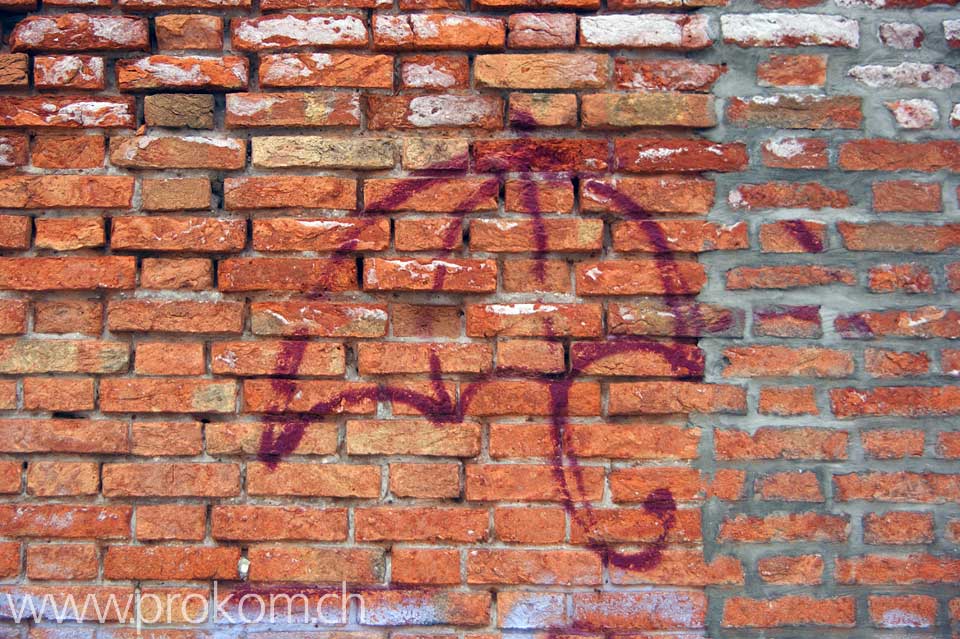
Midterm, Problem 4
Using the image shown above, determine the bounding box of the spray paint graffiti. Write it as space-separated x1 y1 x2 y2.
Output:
248 132 771 579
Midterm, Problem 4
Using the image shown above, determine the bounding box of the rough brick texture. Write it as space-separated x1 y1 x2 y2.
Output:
0 0 957 636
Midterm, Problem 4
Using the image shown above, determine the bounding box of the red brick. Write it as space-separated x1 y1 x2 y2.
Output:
757 54 827 86
257 55 392 89
156 14 222 50
869 263 934 293
250 302 387 337
873 180 942 212
0 419 128 454
225 176 356 210
247 546 381 582
836 307 960 338
582 176 715 215
0 215 30 249
467 464 603 502
137 504 205 541
400 55 469 89
364 258 496 292
839 140 960 171
23 377 94 412
136 258 213 289
758 386 818 415
27 544 97 580
0 175 133 208
758 555 824 584
101 379 236 413
864 511 934 544
247 462 380 497
368 94 503 130
389 463 461 498
728 265 855 289
373 15 504 49
243 379 375 414
220 257 356 292
495 507 565 544
475 53 607 89
723 345 853 377
497 340 564 374
835 471 960 502
108 300 243 333
571 592 706 631
832 386 960 418
576 260 706 295
615 138 748 172
836 554 960 584
728 95 861 128
0 339 127 374
722 14 858 47
207 422 336 456
11 15 148 52
104 546 238 580
102 463 239 497
731 182 849 210
34 55 104 90
34 218 103 251
0 505 130 538
468 549 600 585
583 92 716 128
615 57 725 90
723 596 855 628
116 56 247 90
761 137 828 168
481 139 608 173
365 178 496 213
508 13 576 48
869 595 936 628
509 93 577 127
393 548 459 585
610 382 746 415
26 461 98 497
759 220 826 253
756 471 823 501
720 513 849 542
729 290 793 328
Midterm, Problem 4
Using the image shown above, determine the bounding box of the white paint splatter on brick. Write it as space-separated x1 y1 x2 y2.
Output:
407 95 496 127
38 55 103 85
48 101 132 126
402 62 456 88
721 13 859 48
485 303 558 315
849 62 960 88
886 99 939 129
881 608 929 628
581 14 710 48
227 94 283 116
878 22 924 49
764 138 806 159
235 15 366 47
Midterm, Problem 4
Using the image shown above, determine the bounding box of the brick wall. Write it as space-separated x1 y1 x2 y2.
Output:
0 0 956 635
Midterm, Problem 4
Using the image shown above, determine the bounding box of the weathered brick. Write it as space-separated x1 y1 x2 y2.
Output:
34 55 104 89
373 15 504 49
11 15 148 52
258 54 393 88
117 56 248 90
583 93 716 128
156 14 222 50
722 14 859 47
143 94 214 128
475 53 607 88
368 94 503 130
